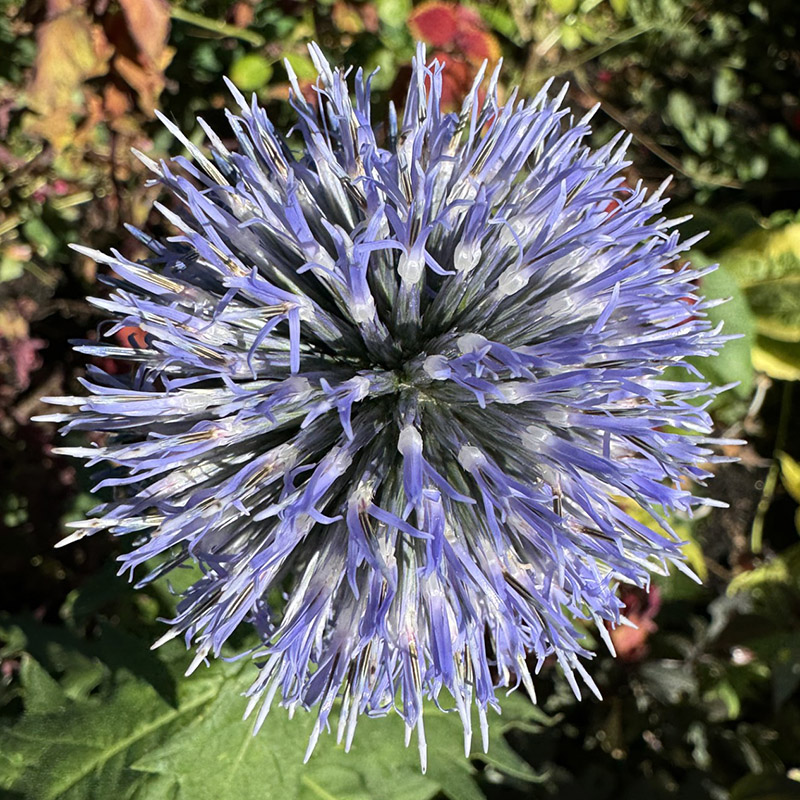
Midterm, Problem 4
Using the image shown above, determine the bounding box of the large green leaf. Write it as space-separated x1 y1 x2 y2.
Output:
0 621 546 800
131 675 547 800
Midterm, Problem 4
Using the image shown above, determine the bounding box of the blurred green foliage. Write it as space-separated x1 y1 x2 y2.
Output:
1 1 800 798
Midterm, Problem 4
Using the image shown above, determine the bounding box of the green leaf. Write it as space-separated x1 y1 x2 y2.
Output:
713 66 741 106
728 549 798 596
0 622 546 800
0 252 25 282
608 0 628 17
719 221 800 342
747 633 800 711
283 52 319 82
666 90 695 134
675 204 761 254
777 452 800 504
133 677 546 800
21 217 58 258
727 545 800 621
0 616 177 705
639 659 697 704
129 673 310 800
689 254 756 397
730 773 800 800
745 283 800 341
375 0 413 28
752 336 800 381
559 23 583 50
549 0 579 14
474 4 521 43
60 564 136 628
703 677 741 720
18 656 68 714
230 54 273 92
1 618 107 703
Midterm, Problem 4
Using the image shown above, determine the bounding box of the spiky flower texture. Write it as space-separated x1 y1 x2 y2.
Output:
46 45 731 769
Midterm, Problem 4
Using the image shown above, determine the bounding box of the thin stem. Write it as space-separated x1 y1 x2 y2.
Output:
170 7 265 47
752 381 793 553
520 23 657 91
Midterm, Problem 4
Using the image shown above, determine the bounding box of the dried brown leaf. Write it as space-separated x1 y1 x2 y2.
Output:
25 7 112 147
118 0 171 69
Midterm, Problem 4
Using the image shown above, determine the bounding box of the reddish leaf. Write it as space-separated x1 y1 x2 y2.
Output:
0 303 45 394
454 27 501 65
451 4 483 30
9 338 47 391
408 1 460 48
409 1 501 65
405 1 501 109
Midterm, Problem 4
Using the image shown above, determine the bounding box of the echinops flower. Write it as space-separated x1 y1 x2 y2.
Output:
42 44 732 769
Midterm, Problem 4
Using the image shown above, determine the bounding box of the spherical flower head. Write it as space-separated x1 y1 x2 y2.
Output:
43 43 732 770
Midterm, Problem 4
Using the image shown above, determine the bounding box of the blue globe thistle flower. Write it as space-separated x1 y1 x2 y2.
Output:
42 44 733 769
